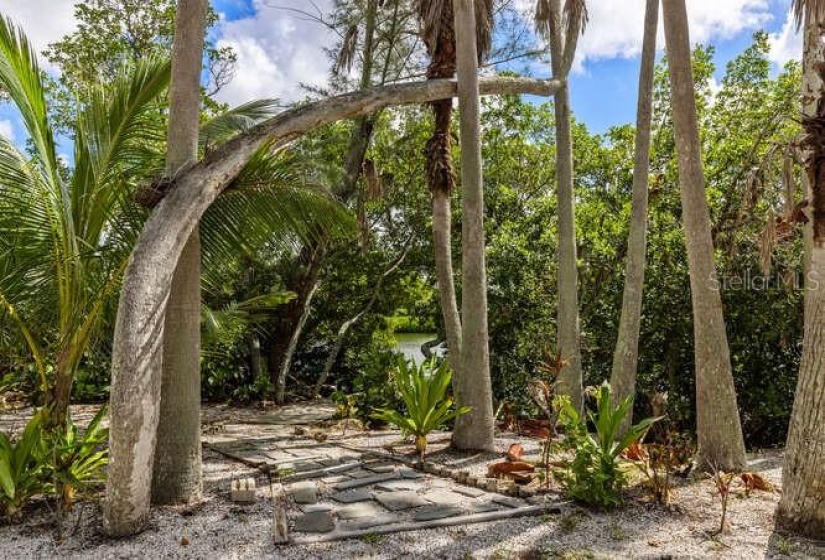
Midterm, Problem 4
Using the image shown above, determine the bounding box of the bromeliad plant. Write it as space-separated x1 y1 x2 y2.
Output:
373 357 470 462
43 406 109 511
553 381 661 508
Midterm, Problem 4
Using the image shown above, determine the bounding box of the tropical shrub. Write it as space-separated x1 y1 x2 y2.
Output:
373 357 470 461
0 412 46 518
41 406 109 510
553 382 661 508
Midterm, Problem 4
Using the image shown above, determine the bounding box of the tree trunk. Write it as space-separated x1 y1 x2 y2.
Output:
452 0 494 451
275 280 319 405
150 0 207 507
661 0 746 471
776 4 825 538
314 245 410 396
103 76 556 536
425 3 464 395
610 0 658 433
248 335 262 380
545 0 584 412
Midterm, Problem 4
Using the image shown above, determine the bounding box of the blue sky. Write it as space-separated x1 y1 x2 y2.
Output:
0 0 804 146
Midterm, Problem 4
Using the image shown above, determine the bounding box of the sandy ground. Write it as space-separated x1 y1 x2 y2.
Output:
0 404 823 559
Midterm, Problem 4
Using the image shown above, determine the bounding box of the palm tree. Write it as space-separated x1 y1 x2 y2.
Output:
535 0 588 412
452 0 495 449
414 0 494 449
660 0 747 471
152 0 207 507
0 15 171 428
776 0 825 537
609 0 658 433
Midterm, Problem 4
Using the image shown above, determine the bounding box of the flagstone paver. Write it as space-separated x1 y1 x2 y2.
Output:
374 491 429 511
412 504 464 522
330 489 374 503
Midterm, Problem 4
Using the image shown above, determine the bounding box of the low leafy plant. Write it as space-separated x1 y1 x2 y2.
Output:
42 406 109 510
553 382 661 508
0 411 46 518
372 357 470 461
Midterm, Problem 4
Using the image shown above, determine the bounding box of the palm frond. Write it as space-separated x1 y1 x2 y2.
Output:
200 98 282 148
0 15 60 189
793 0 825 29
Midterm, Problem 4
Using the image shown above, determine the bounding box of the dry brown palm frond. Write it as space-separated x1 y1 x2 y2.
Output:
414 0 449 52
533 0 559 40
475 0 495 60
793 0 825 30
563 0 589 37
335 24 359 75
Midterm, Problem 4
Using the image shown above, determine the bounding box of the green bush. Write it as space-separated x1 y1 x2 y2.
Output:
373 357 470 461
0 407 109 519
553 382 660 508
0 412 46 518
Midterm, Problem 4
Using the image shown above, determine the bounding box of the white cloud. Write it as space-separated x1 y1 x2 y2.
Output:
214 0 335 107
0 1 79 65
769 9 802 66
516 0 774 70
0 119 14 142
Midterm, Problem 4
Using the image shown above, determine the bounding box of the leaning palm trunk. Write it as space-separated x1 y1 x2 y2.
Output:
609 0 658 433
661 0 746 471
452 0 495 451
776 1 825 538
152 0 207 506
102 76 557 536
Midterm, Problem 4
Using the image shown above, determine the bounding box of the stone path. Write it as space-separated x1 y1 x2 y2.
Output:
204 401 565 544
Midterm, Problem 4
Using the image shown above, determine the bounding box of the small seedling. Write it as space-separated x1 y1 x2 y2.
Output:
360 532 384 545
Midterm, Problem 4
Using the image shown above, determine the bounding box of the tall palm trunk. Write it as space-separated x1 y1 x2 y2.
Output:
661 0 746 471
776 2 825 538
151 0 207 505
452 0 494 450
424 3 464 387
609 0 658 432
540 0 585 412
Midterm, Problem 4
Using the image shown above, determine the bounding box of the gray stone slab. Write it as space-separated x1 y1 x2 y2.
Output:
291 481 318 504
338 514 399 531
294 460 322 472
293 511 335 533
374 490 428 511
430 478 451 488
375 479 425 492
320 475 350 485
301 503 333 513
453 486 486 498
333 472 398 491
467 500 501 514
335 502 382 520
347 469 373 479
399 468 425 479
422 489 465 505
364 462 396 473
412 504 465 522
330 489 373 503
492 495 525 508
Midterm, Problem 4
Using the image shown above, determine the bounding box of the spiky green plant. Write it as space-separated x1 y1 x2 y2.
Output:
373 357 470 462
0 411 45 519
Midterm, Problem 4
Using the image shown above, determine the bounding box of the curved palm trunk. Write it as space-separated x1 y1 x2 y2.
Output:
610 0 658 432
776 4 825 538
102 76 556 536
451 0 494 451
661 0 746 471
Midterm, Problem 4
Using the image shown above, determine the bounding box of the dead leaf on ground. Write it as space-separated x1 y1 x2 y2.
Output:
741 472 774 492
506 443 524 461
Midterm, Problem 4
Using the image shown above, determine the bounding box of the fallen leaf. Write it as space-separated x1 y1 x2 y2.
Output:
741 472 774 492
506 443 524 462
180 537 190 546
